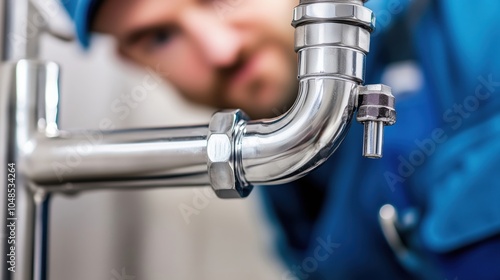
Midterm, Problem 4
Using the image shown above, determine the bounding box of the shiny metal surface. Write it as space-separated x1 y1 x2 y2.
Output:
239 0 379 184
32 192 50 280
1 60 49 280
1 60 207 280
293 1 375 31
19 0 386 191
363 121 384 158
24 127 210 186
0 0 4 59
1 0 72 61
295 22 371 52
0 0 394 279
356 84 396 158
0 0 39 61
242 78 357 184
6 61 199 187
207 110 251 198
298 47 366 82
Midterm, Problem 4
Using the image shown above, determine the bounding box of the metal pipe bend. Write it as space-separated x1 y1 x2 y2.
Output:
14 0 384 200
240 77 358 185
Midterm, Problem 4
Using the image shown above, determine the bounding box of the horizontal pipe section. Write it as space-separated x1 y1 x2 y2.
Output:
4 60 211 191
23 126 210 187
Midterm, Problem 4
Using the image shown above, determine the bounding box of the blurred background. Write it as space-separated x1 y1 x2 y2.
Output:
40 23 285 280
8 0 499 279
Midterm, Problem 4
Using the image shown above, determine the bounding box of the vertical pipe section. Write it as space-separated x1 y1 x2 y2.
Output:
363 121 384 158
1 0 37 62
2 60 206 279
0 0 6 60
32 192 50 280
1 60 43 279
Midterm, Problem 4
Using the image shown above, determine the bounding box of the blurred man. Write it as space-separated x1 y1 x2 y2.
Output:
62 0 500 279
92 0 299 119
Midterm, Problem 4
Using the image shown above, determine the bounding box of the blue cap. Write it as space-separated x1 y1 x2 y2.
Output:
60 0 100 48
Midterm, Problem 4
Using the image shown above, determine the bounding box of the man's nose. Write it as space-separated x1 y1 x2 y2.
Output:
180 8 242 67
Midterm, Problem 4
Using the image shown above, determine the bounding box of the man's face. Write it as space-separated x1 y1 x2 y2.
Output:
93 0 299 119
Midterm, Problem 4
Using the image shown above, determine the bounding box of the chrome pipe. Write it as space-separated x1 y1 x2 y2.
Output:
14 0 396 196
1 59 46 280
356 84 396 158
240 1 376 185
0 0 397 278
24 127 210 188
242 78 358 185
363 121 384 158
205 0 396 196
0 0 39 62
4 60 211 190
0 0 5 59
32 192 50 280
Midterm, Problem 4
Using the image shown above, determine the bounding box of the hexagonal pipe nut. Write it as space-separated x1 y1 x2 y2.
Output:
207 109 252 199
293 1 374 31
356 84 396 125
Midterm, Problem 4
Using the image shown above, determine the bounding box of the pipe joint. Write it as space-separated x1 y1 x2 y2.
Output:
207 110 252 198
356 84 396 158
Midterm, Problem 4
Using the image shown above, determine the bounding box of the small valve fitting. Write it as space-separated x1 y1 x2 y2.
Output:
356 84 396 159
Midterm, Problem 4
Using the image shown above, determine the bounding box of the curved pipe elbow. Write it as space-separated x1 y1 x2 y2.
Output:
235 0 376 186
241 77 358 185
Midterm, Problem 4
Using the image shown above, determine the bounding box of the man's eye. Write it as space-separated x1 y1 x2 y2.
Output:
151 29 173 47
144 28 177 50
